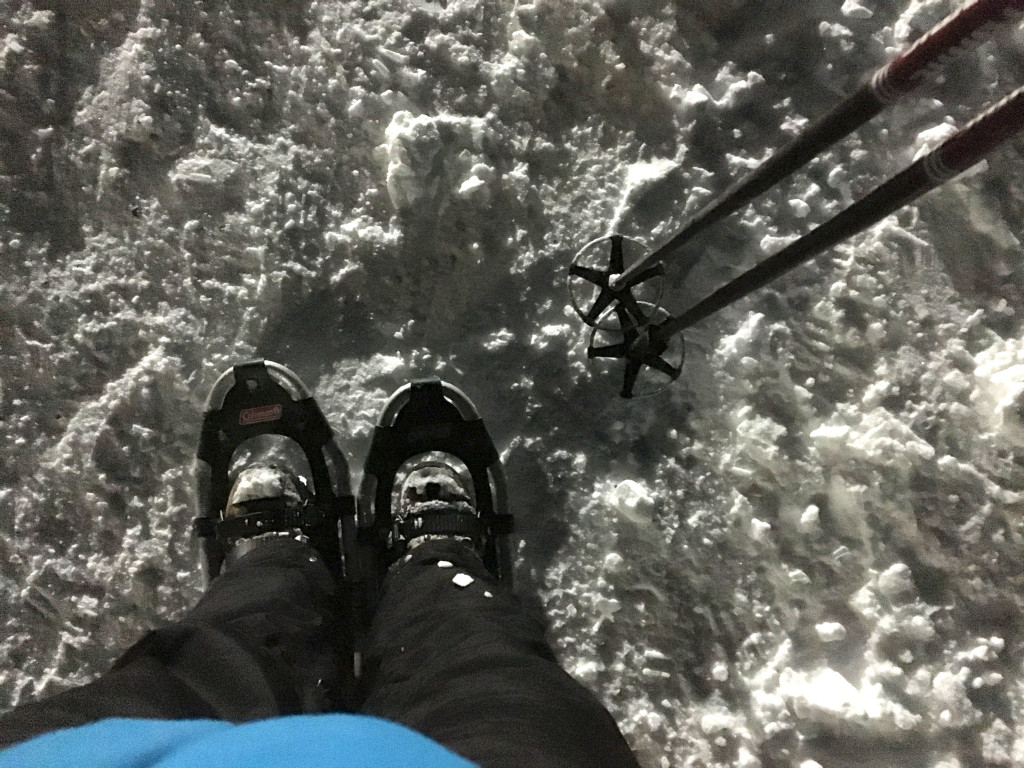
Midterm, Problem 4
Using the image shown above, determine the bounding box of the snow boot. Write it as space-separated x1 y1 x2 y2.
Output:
394 452 481 552
219 462 316 564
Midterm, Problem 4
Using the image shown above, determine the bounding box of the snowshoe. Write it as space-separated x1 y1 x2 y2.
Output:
193 359 357 582
357 379 513 612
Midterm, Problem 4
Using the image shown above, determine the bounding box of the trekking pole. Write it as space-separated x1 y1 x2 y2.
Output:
570 0 1024 325
591 86 1024 397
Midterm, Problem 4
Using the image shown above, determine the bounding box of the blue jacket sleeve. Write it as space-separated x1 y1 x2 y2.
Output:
0 714 478 768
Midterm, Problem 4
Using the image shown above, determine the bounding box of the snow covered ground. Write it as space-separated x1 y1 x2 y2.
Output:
2 0 1024 765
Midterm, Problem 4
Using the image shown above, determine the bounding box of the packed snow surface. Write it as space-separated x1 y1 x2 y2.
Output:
2 1 1024 766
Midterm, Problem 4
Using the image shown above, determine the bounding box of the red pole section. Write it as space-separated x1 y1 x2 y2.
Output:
658 86 1024 338
873 0 1024 101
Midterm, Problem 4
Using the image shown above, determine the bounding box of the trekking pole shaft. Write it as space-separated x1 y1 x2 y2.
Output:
659 86 1024 337
629 84 882 277
613 0 1024 289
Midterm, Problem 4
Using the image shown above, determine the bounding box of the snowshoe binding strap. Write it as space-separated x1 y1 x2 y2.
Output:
194 497 336 546
396 507 514 543
193 360 356 580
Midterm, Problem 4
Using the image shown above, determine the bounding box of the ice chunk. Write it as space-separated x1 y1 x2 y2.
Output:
683 84 711 108
750 518 772 542
905 615 935 642
913 121 957 161
782 667 857 718
529 323 571 350
611 480 654 524
840 0 873 18
610 158 679 229
865 321 885 345
760 233 795 252
732 408 786 471
642 668 671 679
624 158 678 188
717 312 764 360
603 552 624 572
819 21 853 39
375 355 406 376
811 407 936 467
789 198 811 218
800 505 820 531
931 670 975 728
483 329 514 351
509 29 540 55
572 659 603 683
972 338 1024 447
780 664 923 733
877 563 914 599
595 597 621 621
457 175 488 198
699 710 735 734
980 718 1014 765
789 569 811 585
382 111 442 210
815 622 847 643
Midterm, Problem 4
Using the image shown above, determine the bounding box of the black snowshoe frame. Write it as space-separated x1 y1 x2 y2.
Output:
193 360 356 580
357 379 514 589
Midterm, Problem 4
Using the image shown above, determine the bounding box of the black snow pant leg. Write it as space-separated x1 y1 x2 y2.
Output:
360 540 641 768
0 538 351 750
